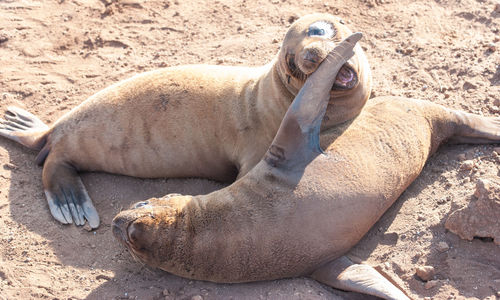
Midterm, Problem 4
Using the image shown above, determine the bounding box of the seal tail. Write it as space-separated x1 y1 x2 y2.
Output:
0 106 50 164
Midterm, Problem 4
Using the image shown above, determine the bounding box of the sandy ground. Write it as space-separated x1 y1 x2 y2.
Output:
0 0 499 299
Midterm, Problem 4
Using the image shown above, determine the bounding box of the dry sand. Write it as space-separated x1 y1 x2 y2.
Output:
0 0 499 299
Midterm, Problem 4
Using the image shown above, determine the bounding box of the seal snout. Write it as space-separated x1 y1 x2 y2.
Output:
112 214 131 246
298 41 332 75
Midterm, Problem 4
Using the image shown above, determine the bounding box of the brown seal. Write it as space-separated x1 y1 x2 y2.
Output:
0 13 371 228
112 33 500 299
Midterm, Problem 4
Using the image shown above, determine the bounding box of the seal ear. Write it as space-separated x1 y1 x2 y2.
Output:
264 33 362 169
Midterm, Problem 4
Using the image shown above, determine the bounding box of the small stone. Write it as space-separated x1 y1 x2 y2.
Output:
495 3 500 13
437 197 447 205
436 241 449 252
3 163 18 170
487 43 497 52
162 289 170 296
191 296 203 300
463 81 477 90
288 14 299 24
272 38 279 44
460 160 475 170
416 265 435 281
0 34 8 44
83 223 93 232
417 214 426 221
424 280 439 289
474 178 492 198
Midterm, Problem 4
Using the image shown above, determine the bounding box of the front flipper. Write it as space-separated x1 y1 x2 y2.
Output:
310 256 410 300
264 33 362 170
42 155 99 228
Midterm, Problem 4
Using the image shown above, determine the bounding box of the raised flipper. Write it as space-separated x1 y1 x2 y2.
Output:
310 256 411 300
449 110 500 144
264 33 363 170
42 155 100 228
0 106 49 151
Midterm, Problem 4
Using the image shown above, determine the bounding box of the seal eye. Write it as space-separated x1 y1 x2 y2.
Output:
308 28 325 36
307 21 335 38
134 201 150 209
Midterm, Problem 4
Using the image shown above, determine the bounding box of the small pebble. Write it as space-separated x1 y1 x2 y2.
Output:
460 160 475 170
191 296 203 300
0 34 7 44
436 241 449 252
83 223 93 232
162 289 170 296
487 43 497 52
424 280 438 289
416 265 435 281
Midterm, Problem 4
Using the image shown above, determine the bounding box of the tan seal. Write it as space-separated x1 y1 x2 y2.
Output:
112 34 500 299
0 13 371 228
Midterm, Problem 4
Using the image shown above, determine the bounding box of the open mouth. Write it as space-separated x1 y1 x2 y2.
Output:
332 64 358 91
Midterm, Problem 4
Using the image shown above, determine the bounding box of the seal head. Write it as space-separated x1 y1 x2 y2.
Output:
277 13 372 128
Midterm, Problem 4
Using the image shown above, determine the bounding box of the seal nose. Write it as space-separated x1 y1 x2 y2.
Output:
299 43 332 75
112 214 130 244
302 48 320 65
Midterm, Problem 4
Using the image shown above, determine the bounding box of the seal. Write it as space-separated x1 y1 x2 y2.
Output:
0 13 371 228
112 33 500 299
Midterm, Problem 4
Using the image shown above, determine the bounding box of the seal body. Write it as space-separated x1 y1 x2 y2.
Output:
0 13 371 228
114 97 500 282
112 35 500 299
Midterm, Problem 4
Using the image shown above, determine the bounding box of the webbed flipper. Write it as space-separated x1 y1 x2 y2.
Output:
264 33 362 170
43 155 99 228
0 106 49 151
310 256 411 300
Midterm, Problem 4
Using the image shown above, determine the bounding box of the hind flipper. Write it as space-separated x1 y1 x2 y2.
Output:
450 112 500 144
42 155 99 228
310 256 410 300
0 106 49 150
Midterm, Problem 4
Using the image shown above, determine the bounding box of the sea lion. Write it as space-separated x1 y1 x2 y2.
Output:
112 33 500 299
0 13 371 228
